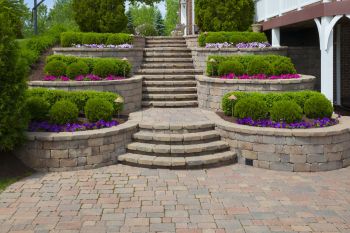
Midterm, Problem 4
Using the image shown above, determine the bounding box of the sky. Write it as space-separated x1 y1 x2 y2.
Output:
24 0 166 16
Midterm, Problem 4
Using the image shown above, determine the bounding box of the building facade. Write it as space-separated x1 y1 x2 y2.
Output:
179 0 196 35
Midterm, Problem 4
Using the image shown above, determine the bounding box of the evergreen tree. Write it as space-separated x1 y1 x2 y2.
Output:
126 10 135 33
99 0 127 33
0 0 29 151
154 10 165 36
164 0 178 35
72 0 100 32
195 0 254 32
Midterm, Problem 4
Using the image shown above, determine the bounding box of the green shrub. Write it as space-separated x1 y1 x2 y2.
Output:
221 91 324 116
66 61 89 79
26 35 57 53
25 97 50 121
49 100 79 124
92 59 118 78
270 100 303 123
60 32 133 47
272 57 297 75
304 95 333 119
247 57 273 76
198 31 268 47
26 88 123 114
234 97 269 120
217 60 245 76
135 23 158 36
46 54 78 65
84 98 114 122
44 60 67 77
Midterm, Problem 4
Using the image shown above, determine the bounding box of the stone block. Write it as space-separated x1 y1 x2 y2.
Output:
100 144 115 153
88 138 104 147
257 160 270 169
326 152 342 162
51 149 69 159
310 161 343 172
307 154 327 163
290 154 307 163
253 144 275 153
302 145 324 154
258 152 280 162
343 158 350 167
293 163 311 172
69 147 92 158
241 150 257 160
77 157 87 166
270 162 293 172
60 158 78 167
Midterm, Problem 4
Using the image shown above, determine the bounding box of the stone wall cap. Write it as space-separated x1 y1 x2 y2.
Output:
53 47 144 52
192 46 288 52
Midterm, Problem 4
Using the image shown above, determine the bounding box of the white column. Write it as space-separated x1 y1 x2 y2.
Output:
192 0 195 34
271 28 280 47
180 0 187 35
336 24 341 105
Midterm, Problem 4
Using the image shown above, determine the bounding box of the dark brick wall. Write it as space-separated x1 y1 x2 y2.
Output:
341 20 350 107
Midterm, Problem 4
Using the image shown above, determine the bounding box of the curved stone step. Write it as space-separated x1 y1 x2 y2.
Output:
143 80 196 87
137 69 202 75
127 141 229 157
142 75 196 80
143 86 197 93
133 130 220 144
142 93 197 101
144 58 193 63
141 63 194 69
138 121 215 132
118 151 236 168
145 47 190 52
142 100 198 108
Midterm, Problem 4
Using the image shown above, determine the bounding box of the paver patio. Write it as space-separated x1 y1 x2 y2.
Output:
1 163 350 233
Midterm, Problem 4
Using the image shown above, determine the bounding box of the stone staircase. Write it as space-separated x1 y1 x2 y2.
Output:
118 122 236 168
137 37 201 108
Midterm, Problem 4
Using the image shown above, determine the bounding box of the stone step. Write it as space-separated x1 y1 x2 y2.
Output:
146 39 187 44
138 121 215 133
146 36 184 40
133 130 220 144
144 52 192 58
144 47 190 52
127 140 230 157
118 151 236 168
137 69 202 75
143 93 198 101
142 75 196 80
142 100 198 108
144 58 193 63
143 86 197 93
141 63 194 69
146 44 187 48
143 80 196 87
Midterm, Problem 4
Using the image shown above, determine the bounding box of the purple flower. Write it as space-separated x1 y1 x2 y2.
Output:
220 73 301 80
236 42 271 49
43 76 57 81
74 44 133 49
60 76 70 81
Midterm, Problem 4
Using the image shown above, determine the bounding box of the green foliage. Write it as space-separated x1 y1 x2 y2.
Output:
84 98 114 122
45 55 132 77
247 57 273 76
130 3 157 28
25 97 50 121
0 0 29 151
126 10 135 33
195 0 254 32
49 100 79 124
207 55 296 77
304 95 333 119
270 100 303 123
47 0 79 31
67 62 89 79
72 0 127 33
221 91 325 117
198 32 267 47
164 0 179 35
234 97 269 120
44 60 67 77
154 10 165 36
26 88 123 114
135 23 158 36
218 60 245 76
60 32 133 47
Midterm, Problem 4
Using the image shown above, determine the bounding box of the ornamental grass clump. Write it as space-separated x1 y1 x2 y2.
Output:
25 97 50 121
84 98 114 122
49 100 79 124
304 95 333 119
234 97 269 120
270 100 303 123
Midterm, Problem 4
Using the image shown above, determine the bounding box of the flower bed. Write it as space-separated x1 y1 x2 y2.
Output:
43 74 125 81
74 44 133 49
198 32 268 47
196 75 315 111
205 42 271 49
220 73 301 80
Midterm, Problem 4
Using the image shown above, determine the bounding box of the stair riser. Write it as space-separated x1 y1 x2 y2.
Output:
133 136 221 145
142 75 196 80
142 103 198 108
146 44 187 48
138 71 201 75
144 53 192 58
143 83 196 87
144 59 193 63
141 64 195 69
138 127 215 134
142 96 197 101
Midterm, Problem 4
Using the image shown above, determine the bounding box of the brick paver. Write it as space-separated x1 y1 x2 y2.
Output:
1 164 350 232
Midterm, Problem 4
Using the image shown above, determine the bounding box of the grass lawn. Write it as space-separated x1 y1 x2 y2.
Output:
0 152 33 192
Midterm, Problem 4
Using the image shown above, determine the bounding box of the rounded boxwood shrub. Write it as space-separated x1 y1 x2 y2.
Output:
270 100 303 123
206 33 226 44
218 60 245 76
84 98 114 122
272 58 297 75
49 100 79 124
234 97 269 120
92 59 118 78
247 57 273 76
304 95 333 119
66 61 89 79
44 60 67 77
26 97 50 121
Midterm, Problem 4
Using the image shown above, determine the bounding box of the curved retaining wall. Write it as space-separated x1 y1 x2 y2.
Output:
197 75 316 111
211 115 350 172
15 121 138 172
29 76 143 114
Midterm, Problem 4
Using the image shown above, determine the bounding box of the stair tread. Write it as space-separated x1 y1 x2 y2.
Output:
133 130 220 142
143 93 197 100
143 80 196 86
142 101 198 107
118 151 236 167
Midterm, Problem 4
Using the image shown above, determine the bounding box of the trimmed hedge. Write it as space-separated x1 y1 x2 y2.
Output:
270 100 303 123
234 97 269 120
208 55 296 77
84 98 114 122
198 31 267 47
49 100 79 124
45 55 132 78
304 95 334 119
60 32 133 47
26 88 123 114
222 91 328 117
